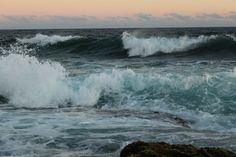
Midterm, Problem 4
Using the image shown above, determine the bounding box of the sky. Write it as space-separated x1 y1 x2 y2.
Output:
0 0 236 29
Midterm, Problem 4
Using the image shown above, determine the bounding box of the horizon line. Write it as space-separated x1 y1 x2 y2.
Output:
1 26 236 31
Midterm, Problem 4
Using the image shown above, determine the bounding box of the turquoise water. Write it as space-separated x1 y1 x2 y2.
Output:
0 28 236 156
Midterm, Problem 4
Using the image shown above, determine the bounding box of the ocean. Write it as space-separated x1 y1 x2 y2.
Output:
0 28 236 157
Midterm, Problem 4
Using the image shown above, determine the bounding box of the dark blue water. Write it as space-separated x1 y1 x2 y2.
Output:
0 28 236 157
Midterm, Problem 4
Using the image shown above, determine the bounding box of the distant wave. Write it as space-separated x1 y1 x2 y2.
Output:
227 34 236 41
122 32 219 57
7 32 236 58
17 34 82 46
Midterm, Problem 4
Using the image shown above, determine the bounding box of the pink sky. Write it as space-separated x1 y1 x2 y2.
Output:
0 0 236 28
1 0 236 17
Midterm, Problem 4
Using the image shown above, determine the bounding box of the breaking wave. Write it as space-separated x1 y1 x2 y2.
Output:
227 34 236 41
1 43 236 112
0 52 142 108
0 45 143 108
1 46 236 115
0 54 77 108
17 33 82 46
122 32 218 57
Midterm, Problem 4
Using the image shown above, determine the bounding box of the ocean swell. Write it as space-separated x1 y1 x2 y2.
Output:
5 32 236 58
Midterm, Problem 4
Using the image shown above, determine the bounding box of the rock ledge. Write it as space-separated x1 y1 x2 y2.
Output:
120 141 236 157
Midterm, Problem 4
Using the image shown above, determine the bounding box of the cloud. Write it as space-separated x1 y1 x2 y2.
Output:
0 12 236 29
196 13 223 19
134 13 157 21
0 15 99 29
228 12 236 19
165 13 191 20
107 16 130 20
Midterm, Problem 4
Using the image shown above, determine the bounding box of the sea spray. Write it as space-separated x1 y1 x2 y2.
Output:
0 53 77 108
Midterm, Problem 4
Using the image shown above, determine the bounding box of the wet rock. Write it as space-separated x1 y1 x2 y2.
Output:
153 111 191 128
96 143 121 153
0 95 8 104
120 141 236 157
97 109 191 128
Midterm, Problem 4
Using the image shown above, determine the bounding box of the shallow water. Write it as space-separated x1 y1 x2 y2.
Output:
0 28 236 156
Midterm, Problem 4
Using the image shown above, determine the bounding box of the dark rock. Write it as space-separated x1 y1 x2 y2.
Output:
120 141 236 157
0 95 8 104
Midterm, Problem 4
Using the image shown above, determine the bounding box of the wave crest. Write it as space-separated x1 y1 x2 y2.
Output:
122 32 218 57
17 33 82 46
76 69 145 106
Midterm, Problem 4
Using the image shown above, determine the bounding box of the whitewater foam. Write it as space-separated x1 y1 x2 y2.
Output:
0 44 147 108
0 44 146 108
0 53 77 108
76 69 146 106
17 34 82 46
122 32 217 57
227 34 236 41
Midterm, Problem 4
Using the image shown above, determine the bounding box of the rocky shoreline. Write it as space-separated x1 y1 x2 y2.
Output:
120 141 236 157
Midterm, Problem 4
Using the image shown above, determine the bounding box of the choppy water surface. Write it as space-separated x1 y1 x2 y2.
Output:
1 28 236 157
